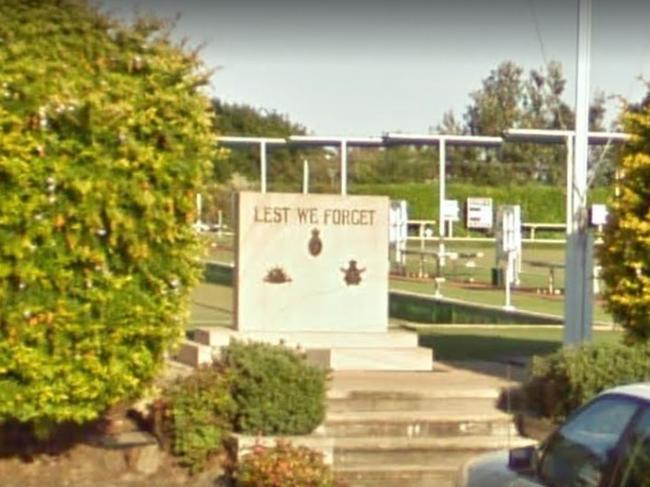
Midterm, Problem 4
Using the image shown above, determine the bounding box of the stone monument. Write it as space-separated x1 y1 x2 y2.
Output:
190 191 432 371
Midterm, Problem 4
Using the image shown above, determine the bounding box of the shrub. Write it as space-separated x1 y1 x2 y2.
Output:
156 365 235 473
221 341 327 435
599 101 650 343
236 440 339 487
524 342 650 421
0 1 215 428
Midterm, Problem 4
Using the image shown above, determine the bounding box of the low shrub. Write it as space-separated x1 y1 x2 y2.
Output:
524 342 650 421
236 440 340 487
221 340 327 435
156 365 235 473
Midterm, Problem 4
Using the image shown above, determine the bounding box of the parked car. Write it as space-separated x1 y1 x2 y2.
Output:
455 383 650 486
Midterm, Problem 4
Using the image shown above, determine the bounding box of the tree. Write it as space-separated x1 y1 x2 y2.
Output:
453 60 608 184
212 99 307 185
0 0 215 428
599 96 650 343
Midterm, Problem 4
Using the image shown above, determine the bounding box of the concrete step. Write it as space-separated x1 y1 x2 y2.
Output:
171 340 214 367
333 435 534 468
335 465 458 487
192 327 419 349
307 347 433 371
323 410 516 438
328 395 500 413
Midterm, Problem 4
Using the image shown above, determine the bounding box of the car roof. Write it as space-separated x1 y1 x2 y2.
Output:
601 383 650 402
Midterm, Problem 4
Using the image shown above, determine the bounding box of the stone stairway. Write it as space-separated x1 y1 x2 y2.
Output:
171 330 535 487
326 365 535 487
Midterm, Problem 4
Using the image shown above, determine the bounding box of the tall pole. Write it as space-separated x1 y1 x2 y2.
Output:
260 141 267 193
340 140 348 195
564 0 593 345
438 138 446 266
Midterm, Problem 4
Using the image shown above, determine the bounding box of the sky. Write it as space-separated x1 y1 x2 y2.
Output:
101 0 650 136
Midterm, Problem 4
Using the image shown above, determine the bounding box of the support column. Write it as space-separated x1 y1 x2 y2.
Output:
260 141 267 194
438 138 446 267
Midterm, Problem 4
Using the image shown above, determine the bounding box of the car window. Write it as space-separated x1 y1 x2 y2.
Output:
617 406 650 487
539 395 639 487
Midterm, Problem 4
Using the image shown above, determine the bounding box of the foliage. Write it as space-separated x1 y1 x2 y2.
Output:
213 99 309 184
220 341 327 435
599 102 650 343
236 440 340 487
156 365 235 473
524 343 650 421
0 1 215 427
352 182 610 225
448 60 610 185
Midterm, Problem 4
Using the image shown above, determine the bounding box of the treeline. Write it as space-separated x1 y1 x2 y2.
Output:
211 60 621 188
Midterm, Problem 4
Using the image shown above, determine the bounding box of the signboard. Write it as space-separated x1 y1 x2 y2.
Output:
466 197 493 230
443 199 460 222
590 204 608 226
236 192 389 332
389 200 408 245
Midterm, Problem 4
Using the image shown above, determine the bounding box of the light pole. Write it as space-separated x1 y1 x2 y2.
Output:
503 128 629 344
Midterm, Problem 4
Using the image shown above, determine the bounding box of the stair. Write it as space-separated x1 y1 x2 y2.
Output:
326 366 536 487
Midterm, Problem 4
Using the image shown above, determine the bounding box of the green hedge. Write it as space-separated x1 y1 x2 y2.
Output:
524 342 650 421
351 182 610 223
221 341 327 435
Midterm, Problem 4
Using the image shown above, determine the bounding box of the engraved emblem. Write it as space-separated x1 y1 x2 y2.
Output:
308 228 322 257
264 266 292 284
341 260 365 286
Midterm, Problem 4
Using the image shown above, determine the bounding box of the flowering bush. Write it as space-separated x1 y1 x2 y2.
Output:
236 440 340 487
221 340 327 435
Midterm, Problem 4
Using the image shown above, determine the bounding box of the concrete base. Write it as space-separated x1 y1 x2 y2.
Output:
192 327 418 348
177 327 433 371
306 347 433 371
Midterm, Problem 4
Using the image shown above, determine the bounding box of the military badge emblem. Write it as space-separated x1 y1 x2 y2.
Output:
341 260 365 286
264 266 292 284
308 228 322 257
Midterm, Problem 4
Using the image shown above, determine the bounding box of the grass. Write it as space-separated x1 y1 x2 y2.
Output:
390 278 612 324
417 326 622 362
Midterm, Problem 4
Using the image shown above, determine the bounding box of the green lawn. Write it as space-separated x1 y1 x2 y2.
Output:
417 326 622 361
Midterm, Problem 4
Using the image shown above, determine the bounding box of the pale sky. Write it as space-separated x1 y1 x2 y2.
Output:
101 0 650 136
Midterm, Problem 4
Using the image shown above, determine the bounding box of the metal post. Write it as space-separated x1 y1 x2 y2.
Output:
438 138 446 267
302 159 309 194
260 141 267 193
565 135 574 235
564 0 593 345
340 140 348 195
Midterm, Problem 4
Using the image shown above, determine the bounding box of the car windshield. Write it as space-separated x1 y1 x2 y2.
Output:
539 395 639 487
617 406 650 487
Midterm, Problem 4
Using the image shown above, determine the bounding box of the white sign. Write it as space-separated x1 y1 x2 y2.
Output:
389 200 408 244
590 204 608 226
466 197 493 230
443 199 460 222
